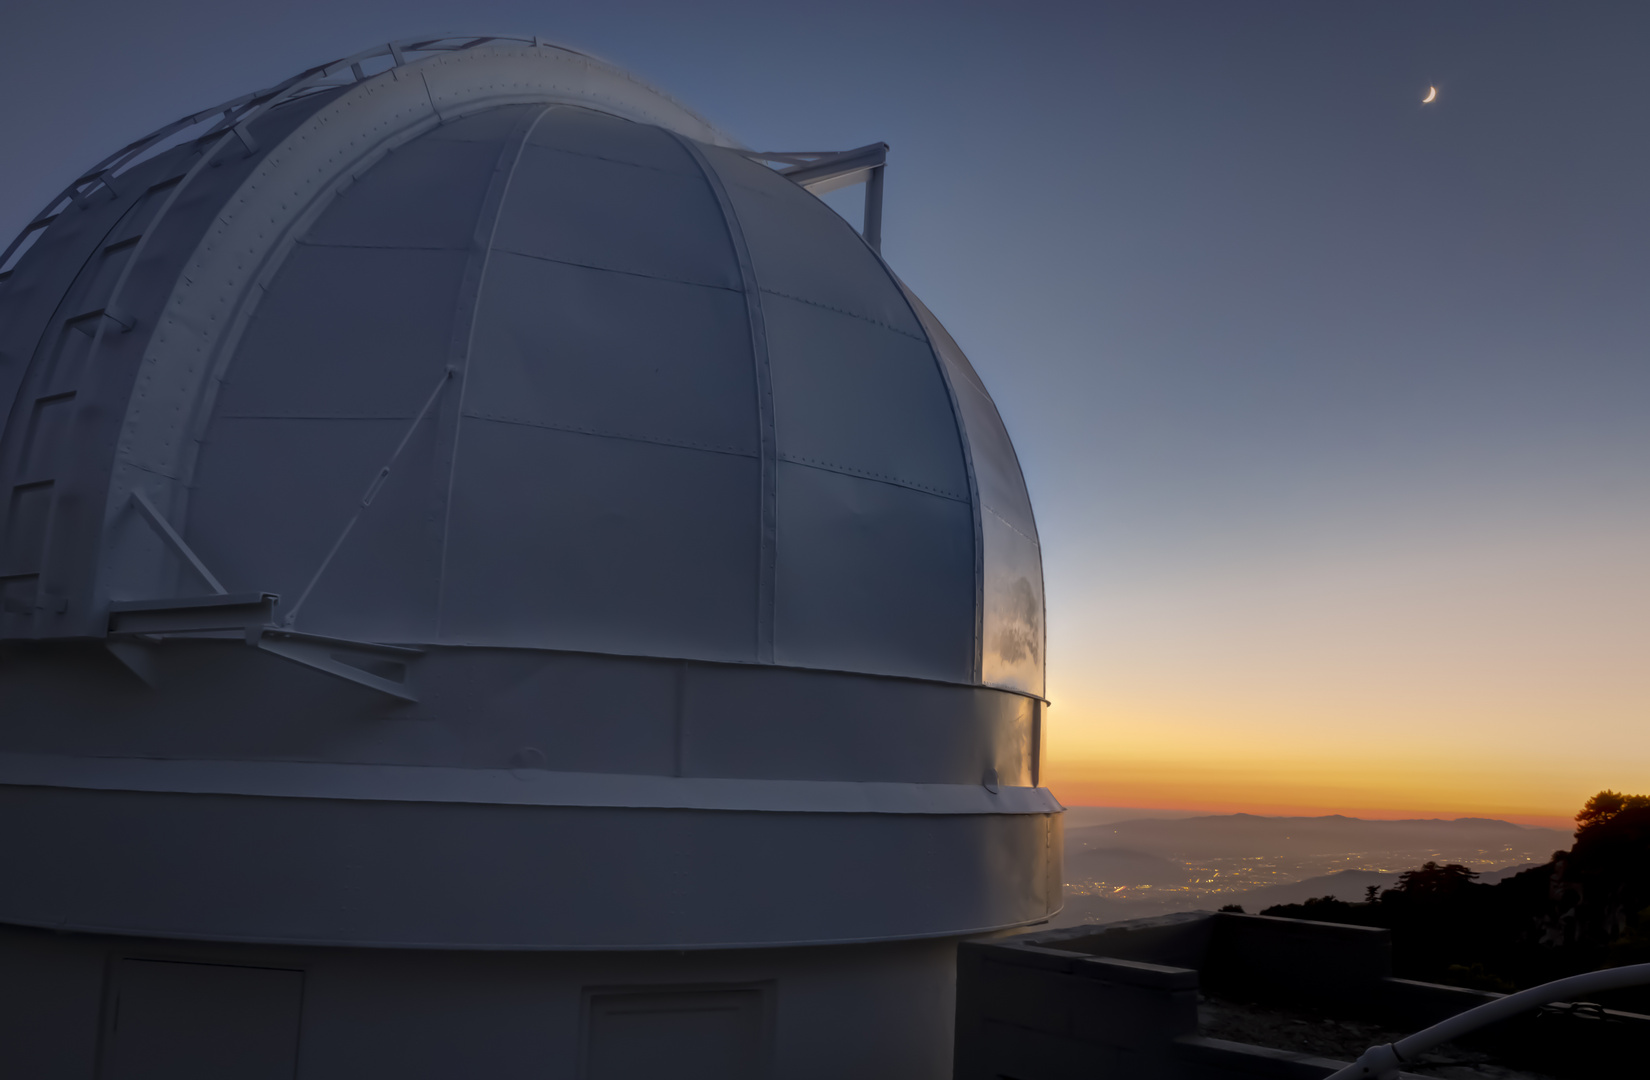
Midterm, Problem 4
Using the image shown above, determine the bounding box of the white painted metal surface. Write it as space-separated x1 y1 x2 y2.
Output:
0 39 1056 1077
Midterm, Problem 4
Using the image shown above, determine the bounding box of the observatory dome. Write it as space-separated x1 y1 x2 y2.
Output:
0 55 1043 695
0 38 1056 1078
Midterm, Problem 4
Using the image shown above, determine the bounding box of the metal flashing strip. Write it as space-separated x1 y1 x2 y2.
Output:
0 752 1062 816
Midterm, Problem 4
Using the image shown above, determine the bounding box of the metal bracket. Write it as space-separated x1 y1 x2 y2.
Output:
249 627 421 702
71 308 134 335
129 489 227 595
745 143 888 251
108 592 276 634
105 593 421 701
105 639 162 687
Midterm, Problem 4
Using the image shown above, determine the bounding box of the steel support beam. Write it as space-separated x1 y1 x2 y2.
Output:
747 143 890 251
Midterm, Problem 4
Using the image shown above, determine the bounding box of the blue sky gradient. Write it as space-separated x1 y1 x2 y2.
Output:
4 2 1645 821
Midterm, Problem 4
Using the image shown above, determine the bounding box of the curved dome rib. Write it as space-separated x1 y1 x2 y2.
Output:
668 131 781 664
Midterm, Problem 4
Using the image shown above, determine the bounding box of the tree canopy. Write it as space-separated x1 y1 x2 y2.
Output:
1574 789 1650 839
1257 790 1650 1004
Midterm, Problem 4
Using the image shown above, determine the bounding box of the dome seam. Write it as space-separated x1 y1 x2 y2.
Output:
756 286 926 342
432 104 554 634
489 245 740 293
464 410 757 458
776 454 968 503
667 131 778 666
525 140 702 179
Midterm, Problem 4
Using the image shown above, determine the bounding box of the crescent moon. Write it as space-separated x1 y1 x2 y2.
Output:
1422 86 1437 103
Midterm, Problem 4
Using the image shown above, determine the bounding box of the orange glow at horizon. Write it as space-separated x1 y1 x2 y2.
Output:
1043 754 1583 831
1039 498 1650 834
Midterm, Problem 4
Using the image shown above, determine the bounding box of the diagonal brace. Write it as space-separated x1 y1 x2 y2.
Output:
130 489 227 595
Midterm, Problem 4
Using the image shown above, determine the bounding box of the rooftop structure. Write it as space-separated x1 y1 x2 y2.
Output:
0 36 1057 1077
958 912 1649 1079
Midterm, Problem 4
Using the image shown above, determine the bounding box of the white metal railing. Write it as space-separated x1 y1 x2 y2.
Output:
0 34 706 275
1327 962 1650 1079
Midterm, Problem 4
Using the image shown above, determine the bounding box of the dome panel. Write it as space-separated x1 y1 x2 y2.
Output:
188 415 436 615
522 103 706 176
466 253 758 455
681 664 1034 785
773 461 973 681
499 118 739 290
211 245 466 418
980 511 1045 694
698 145 924 336
763 293 968 499
303 128 508 250
440 421 760 659
905 289 1037 537
903 287 1046 694
282 415 444 642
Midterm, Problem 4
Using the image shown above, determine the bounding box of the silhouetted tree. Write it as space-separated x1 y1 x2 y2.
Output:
1251 791 1650 1005
1574 789 1650 840
1392 861 1478 896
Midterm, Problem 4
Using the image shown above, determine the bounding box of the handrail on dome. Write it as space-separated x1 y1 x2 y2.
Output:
0 35 721 275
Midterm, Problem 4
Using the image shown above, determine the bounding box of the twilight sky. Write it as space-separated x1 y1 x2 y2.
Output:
4 2 1645 826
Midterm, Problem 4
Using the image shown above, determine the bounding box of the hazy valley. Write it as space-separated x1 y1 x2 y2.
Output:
1050 809 1569 928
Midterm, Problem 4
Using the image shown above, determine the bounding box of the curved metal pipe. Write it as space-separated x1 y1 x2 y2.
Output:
1328 962 1650 1079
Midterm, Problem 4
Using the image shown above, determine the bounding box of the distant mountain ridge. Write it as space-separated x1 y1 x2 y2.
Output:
1089 812 1547 828
1066 812 1569 861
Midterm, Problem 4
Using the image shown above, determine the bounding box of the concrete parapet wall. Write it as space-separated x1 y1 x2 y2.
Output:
954 910 1650 1080
1205 913 1390 1009
1026 911 1214 971
955 938 1198 1079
